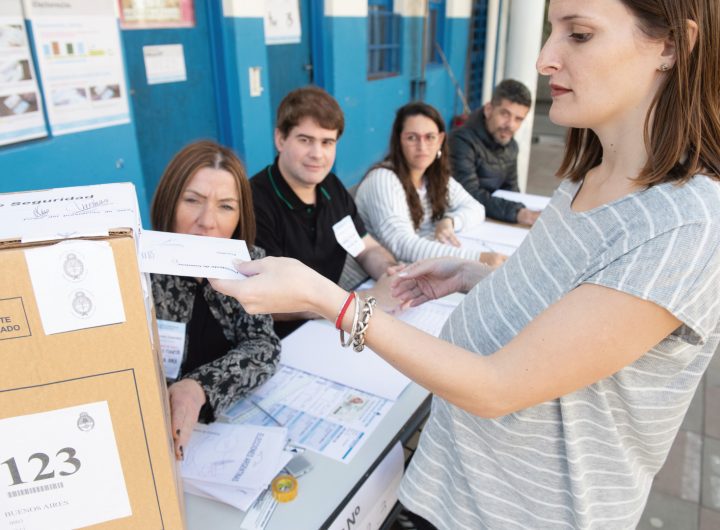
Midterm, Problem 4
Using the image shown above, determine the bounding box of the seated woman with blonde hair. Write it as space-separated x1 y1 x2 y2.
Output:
150 140 281 460
355 102 504 267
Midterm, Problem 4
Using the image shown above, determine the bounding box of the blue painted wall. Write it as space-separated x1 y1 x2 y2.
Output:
221 15 274 177
321 13 470 187
425 17 471 120
120 2 221 200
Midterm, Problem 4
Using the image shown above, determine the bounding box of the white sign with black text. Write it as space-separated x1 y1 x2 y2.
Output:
0 401 131 530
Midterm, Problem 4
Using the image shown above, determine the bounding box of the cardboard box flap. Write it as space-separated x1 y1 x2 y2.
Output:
0 182 141 243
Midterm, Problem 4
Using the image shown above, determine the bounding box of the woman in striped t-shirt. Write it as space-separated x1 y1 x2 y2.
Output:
211 0 720 527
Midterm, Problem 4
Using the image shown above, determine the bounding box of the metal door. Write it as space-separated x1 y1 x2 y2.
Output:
266 0 318 123
120 0 225 198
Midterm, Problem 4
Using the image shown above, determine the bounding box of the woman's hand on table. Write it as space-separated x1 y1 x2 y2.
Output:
435 217 461 247
168 378 206 460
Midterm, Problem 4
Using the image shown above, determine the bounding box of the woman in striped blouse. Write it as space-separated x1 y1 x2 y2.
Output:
212 0 720 527
355 102 505 267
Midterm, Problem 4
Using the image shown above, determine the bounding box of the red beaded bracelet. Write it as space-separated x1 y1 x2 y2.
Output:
335 291 355 329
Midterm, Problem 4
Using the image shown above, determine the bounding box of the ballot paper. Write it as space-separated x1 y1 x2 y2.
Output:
183 452 293 512
182 423 288 489
281 320 411 400
181 423 292 512
138 230 251 279
221 365 393 463
24 239 125 335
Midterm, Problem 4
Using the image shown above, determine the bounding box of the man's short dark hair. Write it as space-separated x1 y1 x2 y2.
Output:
276 86 345 139
490 79 532 108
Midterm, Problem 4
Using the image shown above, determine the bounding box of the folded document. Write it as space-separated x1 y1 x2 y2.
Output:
181 423 293 511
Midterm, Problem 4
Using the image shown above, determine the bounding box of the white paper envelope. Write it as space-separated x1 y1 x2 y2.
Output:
139 230 251 279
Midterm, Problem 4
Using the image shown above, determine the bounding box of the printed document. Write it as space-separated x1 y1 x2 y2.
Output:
221 365 393 463
281 320 410 400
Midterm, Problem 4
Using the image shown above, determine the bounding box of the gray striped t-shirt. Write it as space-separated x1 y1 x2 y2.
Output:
398 175 720 529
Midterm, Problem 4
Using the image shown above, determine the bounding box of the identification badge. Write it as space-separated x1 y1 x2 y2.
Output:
332 216 365 258
157 319 186 380
0 402 131 530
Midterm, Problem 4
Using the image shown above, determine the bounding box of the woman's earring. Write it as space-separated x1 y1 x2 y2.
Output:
658 63 670 72
436 150 442 160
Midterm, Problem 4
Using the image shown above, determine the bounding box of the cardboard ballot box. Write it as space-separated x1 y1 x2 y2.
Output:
0 186 184 529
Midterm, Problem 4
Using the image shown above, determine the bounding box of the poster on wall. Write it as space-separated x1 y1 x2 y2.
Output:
23 0 131 136
0 0 47 147
119 0 195 30
264 0 301 45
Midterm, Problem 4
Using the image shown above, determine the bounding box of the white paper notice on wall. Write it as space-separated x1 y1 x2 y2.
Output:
0 401 131 530
24 239 126 335
24 0 131 136
143 44 187 85
264 0 301 45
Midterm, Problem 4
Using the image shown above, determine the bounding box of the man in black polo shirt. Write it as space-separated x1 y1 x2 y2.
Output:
251 86 398 337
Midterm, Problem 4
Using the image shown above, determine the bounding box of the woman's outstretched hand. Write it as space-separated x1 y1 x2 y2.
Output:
390 257 492 307
209 256 340 316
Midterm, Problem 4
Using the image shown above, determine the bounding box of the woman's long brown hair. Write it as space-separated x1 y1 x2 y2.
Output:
373 102 452 230
558 0 720 185
150 140 256 246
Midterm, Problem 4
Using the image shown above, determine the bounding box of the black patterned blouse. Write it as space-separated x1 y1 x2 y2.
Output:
151 246 281 422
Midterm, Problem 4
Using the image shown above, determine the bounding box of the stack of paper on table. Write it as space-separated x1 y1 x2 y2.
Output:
181 423 294 511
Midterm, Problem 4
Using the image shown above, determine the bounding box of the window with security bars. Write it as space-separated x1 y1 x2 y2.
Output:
467 0 489 110
426 0 446 65
368 0 401 79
